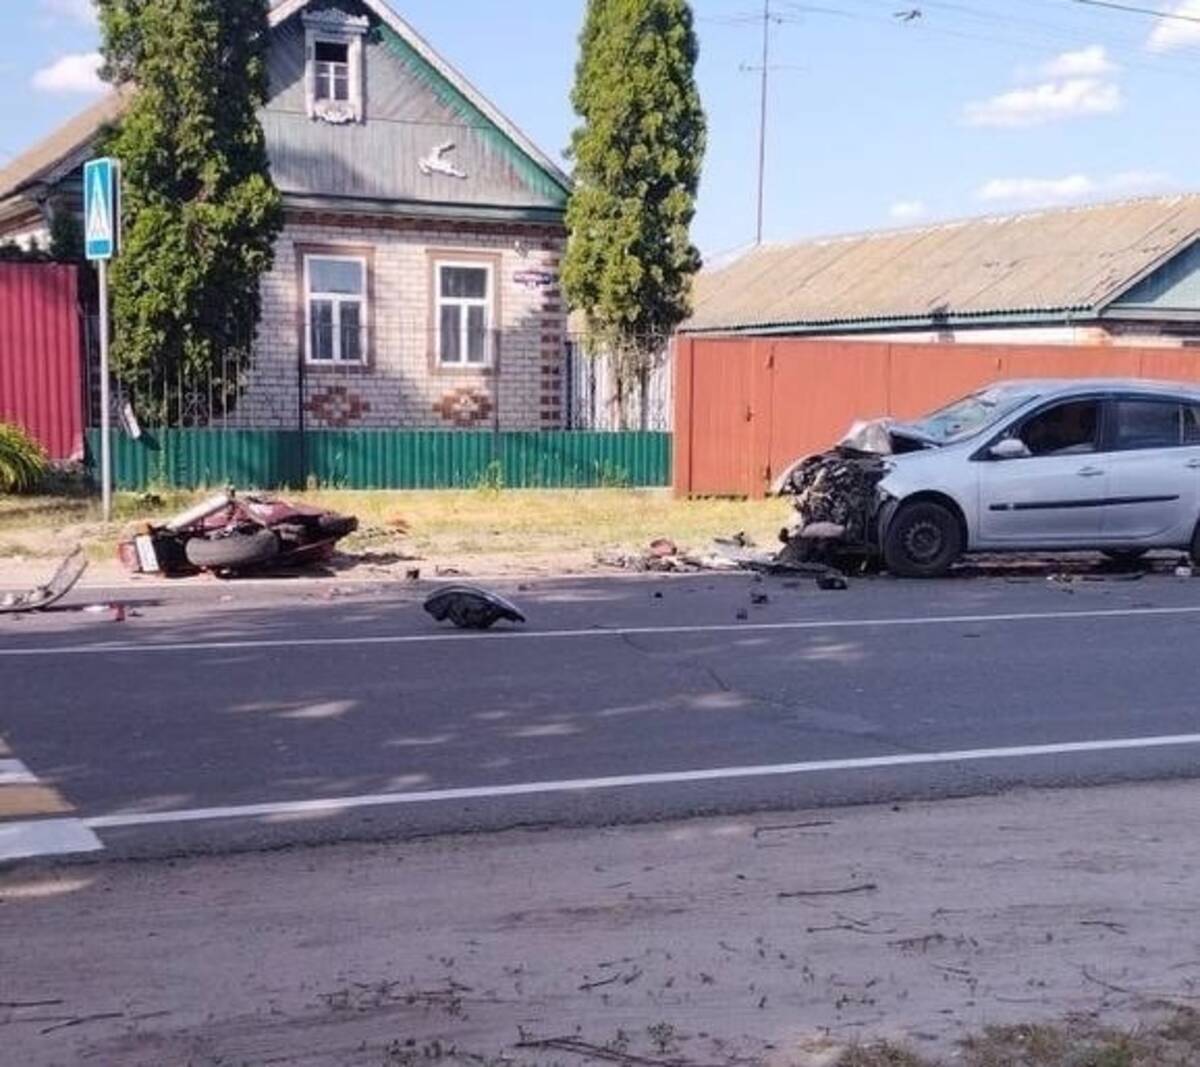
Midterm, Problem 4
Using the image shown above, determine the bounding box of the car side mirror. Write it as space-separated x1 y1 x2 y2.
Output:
989 438 1030 460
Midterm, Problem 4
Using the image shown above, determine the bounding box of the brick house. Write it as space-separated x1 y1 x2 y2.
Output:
0 0 571 431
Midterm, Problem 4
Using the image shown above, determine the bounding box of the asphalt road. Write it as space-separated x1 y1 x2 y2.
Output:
3 563 1200 862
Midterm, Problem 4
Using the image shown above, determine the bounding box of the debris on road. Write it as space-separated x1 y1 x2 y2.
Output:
648 537 678 558
778 881 878 900
597 534 853 589
0 547 87 614
424 585 526 630
118 489 358 578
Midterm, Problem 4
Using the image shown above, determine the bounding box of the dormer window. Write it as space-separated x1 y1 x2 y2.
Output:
314 41 350 103
303 8 368 124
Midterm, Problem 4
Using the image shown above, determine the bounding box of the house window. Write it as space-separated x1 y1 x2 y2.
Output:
302 9 368 123
437 263 493 365
306 256 367 365
313 40 350 103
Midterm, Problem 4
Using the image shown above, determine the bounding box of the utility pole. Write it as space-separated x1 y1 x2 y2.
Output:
756 0 770 245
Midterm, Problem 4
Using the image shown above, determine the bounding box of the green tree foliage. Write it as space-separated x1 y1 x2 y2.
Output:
0 241 47 263
564 0 705 423
96 0 283 420
0 423 47 494
49 205 84 263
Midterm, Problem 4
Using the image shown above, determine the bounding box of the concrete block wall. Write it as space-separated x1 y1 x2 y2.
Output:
234 213 567 430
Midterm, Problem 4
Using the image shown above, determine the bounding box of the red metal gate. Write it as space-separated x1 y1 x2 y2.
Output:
0 263 83 460
674 336 1200 496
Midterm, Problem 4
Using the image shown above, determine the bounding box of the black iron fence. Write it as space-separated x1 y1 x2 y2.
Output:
85 317 674 433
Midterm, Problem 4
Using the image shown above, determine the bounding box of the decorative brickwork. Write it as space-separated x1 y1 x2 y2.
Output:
305 385 371 427
434 387 493 427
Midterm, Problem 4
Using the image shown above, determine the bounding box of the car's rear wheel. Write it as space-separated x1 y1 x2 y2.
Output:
883 500 962 578
1191 522 1200 566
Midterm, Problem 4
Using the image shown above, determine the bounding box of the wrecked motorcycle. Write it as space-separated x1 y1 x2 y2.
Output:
118 490 358 576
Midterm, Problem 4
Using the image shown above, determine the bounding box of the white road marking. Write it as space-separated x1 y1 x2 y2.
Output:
0 819 103 862
0 760 36 786
84 731 1200 831
3 604 1200 659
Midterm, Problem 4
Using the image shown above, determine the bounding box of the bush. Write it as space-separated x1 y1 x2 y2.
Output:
0 422 47 493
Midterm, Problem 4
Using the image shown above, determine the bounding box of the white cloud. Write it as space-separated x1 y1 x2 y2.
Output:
1041 45 1115 78
889 200 927 222
1146 0 1200 53
1108 169 1173 192
31 52 104 94
977 175 1096 204
964 77 1121 128
38 0 97 25
976 170 1174 206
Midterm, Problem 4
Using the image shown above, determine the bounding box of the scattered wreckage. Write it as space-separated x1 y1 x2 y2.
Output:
597 532 851 587
118 489 358 577
599 418 936 583
0 547 88 614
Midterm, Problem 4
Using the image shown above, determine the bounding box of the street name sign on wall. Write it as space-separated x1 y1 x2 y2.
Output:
83 158 119 261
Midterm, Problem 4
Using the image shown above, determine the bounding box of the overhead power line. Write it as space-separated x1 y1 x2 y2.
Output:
1073 0 1200 24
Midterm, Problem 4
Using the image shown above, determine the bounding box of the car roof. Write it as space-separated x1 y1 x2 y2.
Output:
981 378 1200 401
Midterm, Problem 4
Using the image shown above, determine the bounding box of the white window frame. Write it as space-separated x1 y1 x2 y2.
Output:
304 254 368 366
313 40 351 104
302 9 367 124
436 260 495 367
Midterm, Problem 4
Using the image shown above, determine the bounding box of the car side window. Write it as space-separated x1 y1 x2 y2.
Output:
1016 399 1100 457
1185 404 1200 445
1112 399 1182 451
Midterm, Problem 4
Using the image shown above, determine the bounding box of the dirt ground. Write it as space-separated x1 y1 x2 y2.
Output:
5 779 1200 1066
0 488 786 586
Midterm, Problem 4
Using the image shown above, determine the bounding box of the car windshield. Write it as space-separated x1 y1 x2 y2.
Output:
905 386 1040 444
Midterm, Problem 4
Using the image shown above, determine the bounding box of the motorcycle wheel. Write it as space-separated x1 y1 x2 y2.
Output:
316 513 358 539
185 528 280 570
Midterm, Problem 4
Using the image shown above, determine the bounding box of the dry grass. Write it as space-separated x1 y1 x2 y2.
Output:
0 488 786 570
834 1008 1200 1067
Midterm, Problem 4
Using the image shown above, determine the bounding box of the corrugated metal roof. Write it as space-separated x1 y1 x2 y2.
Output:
0 89 130 204
685 195 1200 333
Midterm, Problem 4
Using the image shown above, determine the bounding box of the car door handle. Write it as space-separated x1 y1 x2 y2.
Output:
1077 466 1105 477
1187 458 1200 470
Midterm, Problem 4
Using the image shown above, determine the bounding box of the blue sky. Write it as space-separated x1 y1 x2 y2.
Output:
6 0 1200 260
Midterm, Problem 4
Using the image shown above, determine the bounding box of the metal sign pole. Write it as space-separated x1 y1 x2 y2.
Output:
85 156 118 522
98 258 112 522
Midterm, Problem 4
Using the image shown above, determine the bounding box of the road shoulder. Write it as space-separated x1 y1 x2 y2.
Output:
3 778 1198 1065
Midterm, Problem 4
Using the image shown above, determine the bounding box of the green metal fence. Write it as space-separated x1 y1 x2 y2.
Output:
85 429 672 491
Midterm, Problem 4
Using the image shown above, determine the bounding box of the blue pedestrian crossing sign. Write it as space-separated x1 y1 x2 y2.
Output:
83 157 119 261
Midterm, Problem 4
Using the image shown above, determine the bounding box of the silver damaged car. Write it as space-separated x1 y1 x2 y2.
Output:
815 379 1200 578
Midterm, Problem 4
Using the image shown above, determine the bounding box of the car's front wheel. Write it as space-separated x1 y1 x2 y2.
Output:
883 500 962 578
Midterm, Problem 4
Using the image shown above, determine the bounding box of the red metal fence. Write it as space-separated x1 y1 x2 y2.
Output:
674 336 1200 497
0 263 83 460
